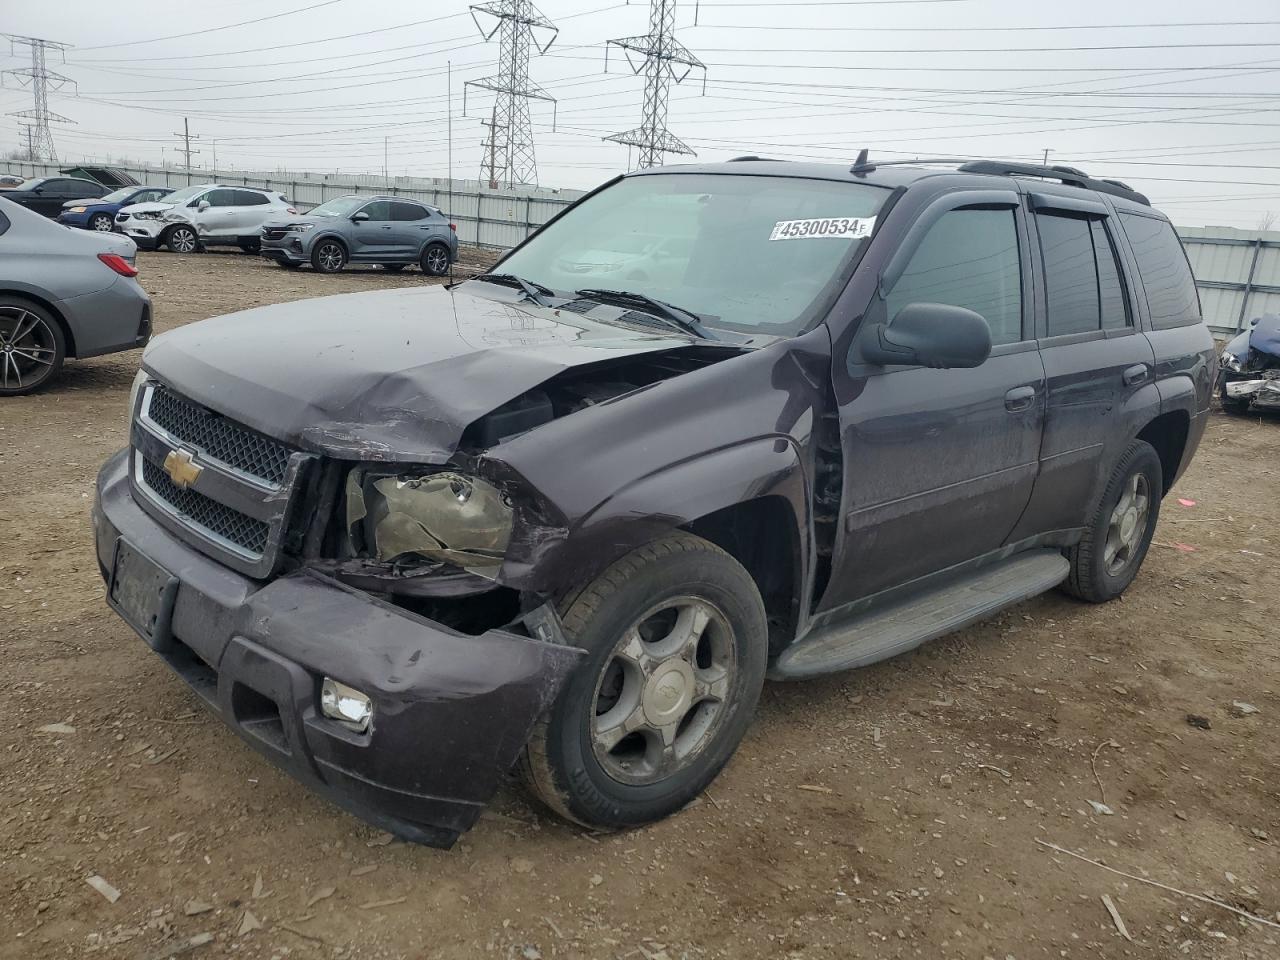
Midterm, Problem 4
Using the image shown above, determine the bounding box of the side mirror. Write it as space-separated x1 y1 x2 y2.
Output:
1250 316 1261 327
197 199 211 212
32 186 44 194
352 211 369 223
863 302 993 369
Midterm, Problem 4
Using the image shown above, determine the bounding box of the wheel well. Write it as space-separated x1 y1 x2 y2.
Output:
1137 411 1189 496
421 240 450 258
314 234 348 253
0 289 77 358
683 497 801 656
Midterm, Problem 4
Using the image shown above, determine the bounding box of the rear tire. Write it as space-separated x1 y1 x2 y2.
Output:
1062 439 1162 603
163 224 199 254
311 239 347 274
0 297 66 396
522 532 767 830
420 243 450 276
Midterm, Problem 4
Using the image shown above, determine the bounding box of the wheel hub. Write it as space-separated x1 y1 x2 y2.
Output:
1119 507 1138 544
641 659 695 727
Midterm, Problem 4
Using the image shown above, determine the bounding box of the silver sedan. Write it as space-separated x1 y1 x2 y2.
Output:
0 195 152 395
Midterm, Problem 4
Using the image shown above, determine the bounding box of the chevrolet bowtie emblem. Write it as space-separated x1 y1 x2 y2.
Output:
163 448 202 490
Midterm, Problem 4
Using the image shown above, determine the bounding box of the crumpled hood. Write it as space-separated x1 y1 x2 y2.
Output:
1249 313 1280 357
142 283 706 462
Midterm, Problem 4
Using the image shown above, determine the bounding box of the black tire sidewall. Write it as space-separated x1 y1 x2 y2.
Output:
544 545 767 827
0 297 66 396
1078 441 1163 601
420 243 449 276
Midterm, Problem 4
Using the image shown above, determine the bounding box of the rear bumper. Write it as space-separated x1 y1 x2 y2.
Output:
57 276 152 358
92 450 583 847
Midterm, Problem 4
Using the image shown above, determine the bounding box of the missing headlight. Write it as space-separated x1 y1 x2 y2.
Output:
346 469 514 579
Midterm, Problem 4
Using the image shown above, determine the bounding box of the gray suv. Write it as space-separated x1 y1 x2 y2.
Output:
260 195 457 274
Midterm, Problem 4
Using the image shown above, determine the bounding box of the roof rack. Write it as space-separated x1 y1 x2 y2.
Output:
728 155 785 162
957 160 1150 206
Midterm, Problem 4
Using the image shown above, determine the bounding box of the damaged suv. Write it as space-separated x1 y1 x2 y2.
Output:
93 158 1213 847
1219 313 1280 413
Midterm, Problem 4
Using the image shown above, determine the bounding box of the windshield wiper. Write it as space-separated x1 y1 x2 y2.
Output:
472 272 554 307
574 288 715 340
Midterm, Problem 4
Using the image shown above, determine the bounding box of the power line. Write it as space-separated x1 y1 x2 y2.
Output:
76 0 346 52
694 20 1280 32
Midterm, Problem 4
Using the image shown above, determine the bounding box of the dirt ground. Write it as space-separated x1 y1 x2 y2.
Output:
1 250 1276 960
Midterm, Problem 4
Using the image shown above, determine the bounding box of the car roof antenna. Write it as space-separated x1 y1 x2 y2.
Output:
851 148 875 177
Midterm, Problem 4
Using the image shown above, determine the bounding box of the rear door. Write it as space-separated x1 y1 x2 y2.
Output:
391 200 436 259
230 189 273 234
1008 193 1157 539
825 191 1045 608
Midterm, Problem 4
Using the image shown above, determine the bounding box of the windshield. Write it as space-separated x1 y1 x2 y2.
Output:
496 173 889 335
161 185 208 205
308 196 366 217
101 187 135 203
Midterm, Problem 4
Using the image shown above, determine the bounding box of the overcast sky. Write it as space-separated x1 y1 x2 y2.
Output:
3 0 1279 227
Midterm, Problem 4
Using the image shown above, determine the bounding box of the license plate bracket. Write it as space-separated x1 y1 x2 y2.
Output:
108 538 178 651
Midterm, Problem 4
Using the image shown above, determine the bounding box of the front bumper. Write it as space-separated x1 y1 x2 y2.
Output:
92 450 582 847
56 212 91 227
119 217 164 249
260 236 309 265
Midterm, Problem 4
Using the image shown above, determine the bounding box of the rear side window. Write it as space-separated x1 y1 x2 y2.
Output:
1037 212 1133 336
886 207 1023 346
234 190 269 206
392 201 427 221
1117 213 1200 330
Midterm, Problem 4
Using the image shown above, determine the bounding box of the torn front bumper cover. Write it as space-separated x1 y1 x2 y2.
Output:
1225 377 1280 408
91 450 583 848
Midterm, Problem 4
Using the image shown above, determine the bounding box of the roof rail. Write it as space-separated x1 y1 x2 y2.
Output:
728 155 784 162
957 160 1150 206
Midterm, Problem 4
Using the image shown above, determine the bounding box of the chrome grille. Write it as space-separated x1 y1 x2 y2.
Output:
140 458 269 555
146 385 290 487
262 228 289 242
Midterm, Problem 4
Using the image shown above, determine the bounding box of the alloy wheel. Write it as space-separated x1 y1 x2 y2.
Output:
425 246 449 274
590 596 736 785
316 243 345 272
0 306 58 392
1104 472 1150 576
169 227 197 253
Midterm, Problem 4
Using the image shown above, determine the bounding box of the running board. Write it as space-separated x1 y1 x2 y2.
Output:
771 550 1070 680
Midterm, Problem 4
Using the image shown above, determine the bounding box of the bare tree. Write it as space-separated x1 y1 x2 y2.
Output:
1258 210 1277 232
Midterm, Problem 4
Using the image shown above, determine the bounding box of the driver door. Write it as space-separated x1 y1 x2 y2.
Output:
821 194 1046 610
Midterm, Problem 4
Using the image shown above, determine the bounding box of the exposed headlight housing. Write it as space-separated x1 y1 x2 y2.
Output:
346 469 514 579
134 210 162 221
1221 350 1243 373
320 677 372 733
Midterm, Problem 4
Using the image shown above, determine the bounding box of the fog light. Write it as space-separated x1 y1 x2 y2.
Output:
320 677 372 732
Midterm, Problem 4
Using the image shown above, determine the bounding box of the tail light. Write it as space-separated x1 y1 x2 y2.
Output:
98 253 138 278
449 223 456 232
287 207 297 215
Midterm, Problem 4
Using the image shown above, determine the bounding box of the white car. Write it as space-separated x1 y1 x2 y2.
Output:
116 184 294 254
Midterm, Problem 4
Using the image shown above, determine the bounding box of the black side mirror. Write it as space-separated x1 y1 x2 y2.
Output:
863 302 993 369
352 211 369 223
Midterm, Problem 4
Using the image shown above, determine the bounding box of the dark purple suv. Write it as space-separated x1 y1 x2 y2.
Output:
92 157 1213 847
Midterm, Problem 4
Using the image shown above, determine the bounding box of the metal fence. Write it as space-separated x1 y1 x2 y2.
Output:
1178 225 1280 336
0 159 589 250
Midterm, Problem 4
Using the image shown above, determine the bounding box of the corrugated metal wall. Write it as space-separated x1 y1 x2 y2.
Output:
1177 225 1280 335
0 159 588 250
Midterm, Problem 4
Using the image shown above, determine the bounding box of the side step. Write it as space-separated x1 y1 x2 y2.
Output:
771 549 1070 680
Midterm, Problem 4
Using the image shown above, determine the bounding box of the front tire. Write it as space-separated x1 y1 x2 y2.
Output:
311 239 347 274
164 224 199 254
89 212 114 232
1062 439 1163 603
0 297 66 396
420 242 450 276
522 533 767 830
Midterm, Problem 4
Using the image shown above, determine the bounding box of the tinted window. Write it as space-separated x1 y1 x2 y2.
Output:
359 200 393 221
1118 213 1200 330
1038 213 1099 336
204 189 237 207
1093 220 1130 330
392 201 428 222
886 208 1023 346
234 190 269 206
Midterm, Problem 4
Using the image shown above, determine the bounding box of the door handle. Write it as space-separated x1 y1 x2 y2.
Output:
1004 385 1036 412
1122 364 1149 387
381 225 393 230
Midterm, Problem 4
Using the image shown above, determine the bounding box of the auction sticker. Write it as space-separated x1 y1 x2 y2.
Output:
769 216 876 241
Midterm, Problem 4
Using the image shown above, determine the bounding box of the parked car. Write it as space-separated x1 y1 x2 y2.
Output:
0 174 24 190
0 196 151 395
93 157 1212 848
117 184 294 253
58 185 174 233
259 195 458 274
1218 312 1280 412
4 176 109 217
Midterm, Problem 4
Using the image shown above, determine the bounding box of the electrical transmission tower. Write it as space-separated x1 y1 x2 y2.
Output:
2 34 75 162
465 1 558 189
604 0 705 170
173 117 200 171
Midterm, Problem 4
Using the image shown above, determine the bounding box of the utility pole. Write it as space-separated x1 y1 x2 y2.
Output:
2 34 75 162
210 139 217 173
480 107 501 189
465 0 558 189
604 0 705 170
383 136 389 181
1042 148 1051 167
173 117 200 173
